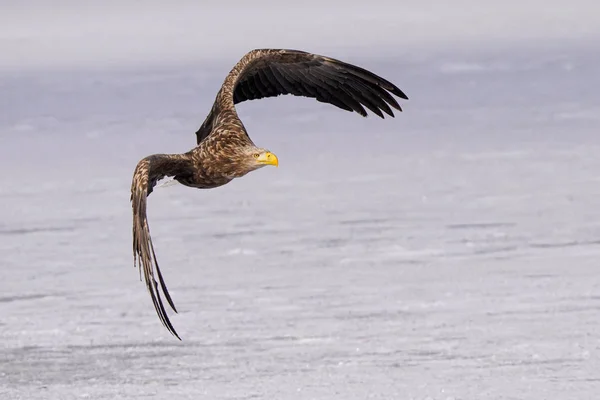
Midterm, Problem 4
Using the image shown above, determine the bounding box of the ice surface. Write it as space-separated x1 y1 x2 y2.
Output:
1 2 600 399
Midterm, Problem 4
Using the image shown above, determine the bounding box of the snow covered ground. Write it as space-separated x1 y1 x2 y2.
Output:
1 1 600 399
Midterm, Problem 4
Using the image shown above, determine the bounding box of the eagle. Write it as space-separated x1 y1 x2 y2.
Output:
131 49 408 339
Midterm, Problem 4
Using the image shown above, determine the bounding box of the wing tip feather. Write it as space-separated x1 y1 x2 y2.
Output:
131 157 183 341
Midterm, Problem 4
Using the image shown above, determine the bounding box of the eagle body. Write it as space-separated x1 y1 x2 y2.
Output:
130 48 409 339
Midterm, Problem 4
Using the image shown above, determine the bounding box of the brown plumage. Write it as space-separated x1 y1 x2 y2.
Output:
131 48 409 339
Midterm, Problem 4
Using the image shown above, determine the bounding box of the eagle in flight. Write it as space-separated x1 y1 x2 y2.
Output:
131 48 409 339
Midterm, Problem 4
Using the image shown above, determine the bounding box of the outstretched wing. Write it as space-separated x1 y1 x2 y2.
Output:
196 49 408 144
131 154 193 340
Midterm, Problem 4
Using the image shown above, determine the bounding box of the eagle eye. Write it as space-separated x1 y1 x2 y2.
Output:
253 153 259 158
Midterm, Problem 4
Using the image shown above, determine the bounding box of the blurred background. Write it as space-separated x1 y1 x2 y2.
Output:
1 1 600 399
1 0 599 71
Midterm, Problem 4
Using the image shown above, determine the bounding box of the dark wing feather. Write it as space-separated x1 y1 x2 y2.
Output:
131 154 193 340
196 49 408 144
236 49 407 107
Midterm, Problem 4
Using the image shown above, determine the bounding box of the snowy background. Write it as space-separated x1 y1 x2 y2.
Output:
1 1 600 399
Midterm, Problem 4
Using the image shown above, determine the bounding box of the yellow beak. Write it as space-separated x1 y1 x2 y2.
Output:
256 151 279 167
